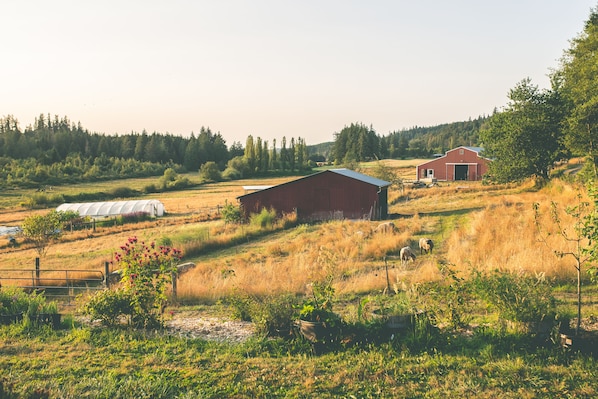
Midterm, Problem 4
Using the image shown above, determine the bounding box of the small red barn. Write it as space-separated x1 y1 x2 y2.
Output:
416 146 490 182
237 169 391 222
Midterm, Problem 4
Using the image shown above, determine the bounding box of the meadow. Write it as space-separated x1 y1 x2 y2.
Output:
1 161 598 398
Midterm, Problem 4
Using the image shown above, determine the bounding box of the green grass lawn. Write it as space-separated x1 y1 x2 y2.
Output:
1 316 597 398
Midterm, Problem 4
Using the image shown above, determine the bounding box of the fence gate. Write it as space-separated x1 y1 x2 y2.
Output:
0 267 107 306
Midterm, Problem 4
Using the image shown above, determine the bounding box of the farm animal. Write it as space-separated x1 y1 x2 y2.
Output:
374 221 398 234
419 238 434 255
399 246 416 266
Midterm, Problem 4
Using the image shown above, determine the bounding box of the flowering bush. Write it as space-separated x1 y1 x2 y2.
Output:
116 236 182 328
84 236 182 328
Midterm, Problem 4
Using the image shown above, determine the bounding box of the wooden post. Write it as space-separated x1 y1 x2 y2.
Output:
171 272 178 302
104 261 110 288
385 256 391 295
35 257 40 287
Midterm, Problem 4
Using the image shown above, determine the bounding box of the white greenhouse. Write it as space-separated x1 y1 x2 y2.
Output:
56 199 165 218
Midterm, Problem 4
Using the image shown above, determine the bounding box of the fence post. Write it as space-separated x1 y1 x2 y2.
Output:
104 261 110 288
35 257 40 287
171 272 177 302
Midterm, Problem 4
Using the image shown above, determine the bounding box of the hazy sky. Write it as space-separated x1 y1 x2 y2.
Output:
1 1 595 146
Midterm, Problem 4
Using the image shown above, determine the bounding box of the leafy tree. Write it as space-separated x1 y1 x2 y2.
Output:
559 7 598 176
332 123 381 164
244 135 256 173
368 161 404 194
534 189 594 335
21 210 63 257
221 200 242 224
479 78 563 182
199 161 222 181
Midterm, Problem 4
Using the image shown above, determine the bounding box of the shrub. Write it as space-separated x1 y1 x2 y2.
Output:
472 269 557 323
82 289 135 326
109 186 140 198
83 237 182 328
249 208 277 228
116 211 151 225
221 201 242 224
250 293 301 337
199 161 222 182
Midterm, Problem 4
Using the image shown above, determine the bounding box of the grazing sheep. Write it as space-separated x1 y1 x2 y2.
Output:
374 221 398 234
399 246 416 266
419 238 434 255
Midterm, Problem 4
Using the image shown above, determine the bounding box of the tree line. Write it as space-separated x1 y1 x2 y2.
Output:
330 117 487 164
0 114 312 188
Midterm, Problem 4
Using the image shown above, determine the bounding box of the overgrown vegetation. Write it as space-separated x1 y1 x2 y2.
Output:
83 237 182 328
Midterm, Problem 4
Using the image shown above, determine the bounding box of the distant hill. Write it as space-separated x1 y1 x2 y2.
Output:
307 116 488 161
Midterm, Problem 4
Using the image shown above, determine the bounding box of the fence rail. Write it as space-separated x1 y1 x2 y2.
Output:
0 267 106 305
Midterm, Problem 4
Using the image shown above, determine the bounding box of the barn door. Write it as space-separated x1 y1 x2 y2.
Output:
454 165 469 180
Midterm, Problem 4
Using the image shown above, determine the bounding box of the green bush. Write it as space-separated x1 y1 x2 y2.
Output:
472 269 557 323
249 208 277 228
82 289 135 326
109 186 140 198
250 293 301 337
221 201 242 224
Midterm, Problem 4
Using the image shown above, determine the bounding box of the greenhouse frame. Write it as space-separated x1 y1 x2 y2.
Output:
56 200 165 218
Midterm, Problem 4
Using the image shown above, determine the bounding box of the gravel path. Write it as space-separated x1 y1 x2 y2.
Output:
164 310 256 343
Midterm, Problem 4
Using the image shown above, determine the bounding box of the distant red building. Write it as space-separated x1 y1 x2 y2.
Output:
237 169 391 222
416 146 490 181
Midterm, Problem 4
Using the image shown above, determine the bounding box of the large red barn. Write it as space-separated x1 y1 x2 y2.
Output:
416 146 490 181
237 169 391 222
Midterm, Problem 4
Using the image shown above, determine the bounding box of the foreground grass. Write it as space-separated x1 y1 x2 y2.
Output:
1 321 596 398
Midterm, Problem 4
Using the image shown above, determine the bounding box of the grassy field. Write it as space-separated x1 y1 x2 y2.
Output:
1 162 598 397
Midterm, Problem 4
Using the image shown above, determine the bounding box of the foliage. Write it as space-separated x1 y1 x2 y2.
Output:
249 207 277 228
116 211 152 225
366 161 404 192
534 189 593 334
479 78 564 182
109 186 140 198
472 269 557 323
0 287 31 316
230 293 301 337
84 237 183 328
116 237 182 328
559 7 598 176
0 286 59 327
221 200 242 224
199 161 223 182
82 289 135 326
428 263 476 330
21 210 63 257
299 275 340 326
20 192 65 208
332 122 381 164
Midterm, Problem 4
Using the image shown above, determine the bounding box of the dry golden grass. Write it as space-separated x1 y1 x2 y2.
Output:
444 180 588 280
0 173 591 304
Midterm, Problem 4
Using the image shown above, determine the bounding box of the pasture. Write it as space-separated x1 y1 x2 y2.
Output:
1 163 598 398
0 164 594 305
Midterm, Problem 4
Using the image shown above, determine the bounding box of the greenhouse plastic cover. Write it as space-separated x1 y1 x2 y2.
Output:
56 200 165 218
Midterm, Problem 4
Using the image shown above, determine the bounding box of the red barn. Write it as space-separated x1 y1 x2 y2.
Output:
237 169 391 222
416 146 490 182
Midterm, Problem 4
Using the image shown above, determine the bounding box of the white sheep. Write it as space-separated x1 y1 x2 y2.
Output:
399 246 416 266
419 238 434 255
374 221 398 234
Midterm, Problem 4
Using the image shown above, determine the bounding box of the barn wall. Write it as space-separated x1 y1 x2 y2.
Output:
239 171 385 221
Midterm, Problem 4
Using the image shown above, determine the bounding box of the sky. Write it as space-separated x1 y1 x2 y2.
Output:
1 1 596 146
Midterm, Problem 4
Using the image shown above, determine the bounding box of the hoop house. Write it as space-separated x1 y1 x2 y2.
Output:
56 200 165 218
